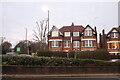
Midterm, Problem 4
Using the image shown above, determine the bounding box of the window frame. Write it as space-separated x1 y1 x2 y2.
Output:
64 41 70 48
64 32 70 37
111 33 118 38
73 32 79 37
52 31 59 37
73 41 79 48
84 29 92 36
85 40 92 47
52 41 58 47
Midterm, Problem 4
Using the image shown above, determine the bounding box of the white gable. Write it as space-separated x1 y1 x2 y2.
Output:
52 31 58 37
112 29 117 32
85 27 91 30
49 26 63 36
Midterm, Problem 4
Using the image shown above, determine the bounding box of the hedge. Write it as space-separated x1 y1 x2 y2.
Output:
37 49 120 60
2 55 120 67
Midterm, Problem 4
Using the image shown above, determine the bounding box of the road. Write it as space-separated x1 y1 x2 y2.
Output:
2 77 120 80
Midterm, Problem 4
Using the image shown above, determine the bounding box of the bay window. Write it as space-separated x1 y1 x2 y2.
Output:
85 40 92 47
73 41 79 48
52 41 58 47
64 41 70 48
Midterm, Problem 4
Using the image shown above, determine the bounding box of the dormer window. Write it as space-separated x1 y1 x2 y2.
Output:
64 32 70 37
84 30 92 36
52 31 58 37
111 33 118 38
73 32 79 36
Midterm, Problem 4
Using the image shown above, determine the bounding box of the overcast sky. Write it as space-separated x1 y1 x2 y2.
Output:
0 0 119 47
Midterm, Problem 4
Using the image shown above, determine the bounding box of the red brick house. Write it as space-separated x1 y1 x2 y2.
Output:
106 26 120 55
99 26 120 55
48 23 98 52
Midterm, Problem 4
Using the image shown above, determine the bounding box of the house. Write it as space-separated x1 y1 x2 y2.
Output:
48 23 98 52
106 26 120 55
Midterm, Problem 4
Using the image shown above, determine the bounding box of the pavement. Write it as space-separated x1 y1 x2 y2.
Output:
2 73 120 78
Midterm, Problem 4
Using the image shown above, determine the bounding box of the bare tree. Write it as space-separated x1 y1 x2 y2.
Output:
33 19 48 51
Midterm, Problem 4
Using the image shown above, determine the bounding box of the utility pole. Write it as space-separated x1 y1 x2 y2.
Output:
26 28 29 55
47 10 50 50
48 10 49 34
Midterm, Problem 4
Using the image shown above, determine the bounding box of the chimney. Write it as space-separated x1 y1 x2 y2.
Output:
71 22 74 26
99 33 102 48
94 26 97 32
102 29 105 35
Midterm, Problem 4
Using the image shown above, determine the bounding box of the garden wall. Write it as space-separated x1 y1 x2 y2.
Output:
2 66 120 75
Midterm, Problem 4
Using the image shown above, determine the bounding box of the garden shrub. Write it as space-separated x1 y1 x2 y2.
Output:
2 55 120 67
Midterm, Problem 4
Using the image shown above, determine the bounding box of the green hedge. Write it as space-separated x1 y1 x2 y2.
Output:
37 49 120 60
2 55 120 66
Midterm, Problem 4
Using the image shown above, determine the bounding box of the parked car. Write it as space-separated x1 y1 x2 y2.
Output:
6 52 19 56
110 59 120 62
20 54 31 57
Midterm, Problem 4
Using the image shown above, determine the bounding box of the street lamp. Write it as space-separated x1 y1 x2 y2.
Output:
42 5 49 33
42 5 49 49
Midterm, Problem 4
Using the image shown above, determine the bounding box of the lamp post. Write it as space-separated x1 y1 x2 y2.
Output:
48 10 49 35
25 28 29 55
42 5 49 49
47 10 50 50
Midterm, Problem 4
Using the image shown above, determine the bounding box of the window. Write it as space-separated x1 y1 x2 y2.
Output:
111 43 119 49
84 30 92 36
111 33 118 38
73 41 79 48
52 41 58 47
73 32 79 36
64 32 70 37
64 41 70 48
52 31 58 37
85 40 92 47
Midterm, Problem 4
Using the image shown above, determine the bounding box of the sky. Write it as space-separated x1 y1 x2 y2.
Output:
0 0 119 47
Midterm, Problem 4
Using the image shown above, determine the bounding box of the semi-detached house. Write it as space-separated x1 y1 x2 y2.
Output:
48 23 98 52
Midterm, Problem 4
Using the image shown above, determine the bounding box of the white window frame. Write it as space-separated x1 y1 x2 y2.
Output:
111 33 118 38
85 40 92 47
52 31 58 37
73 32 79 36
64 32 70 37
52 41 58 47
64 41 70 48
84 29 92 36
73 41 79 48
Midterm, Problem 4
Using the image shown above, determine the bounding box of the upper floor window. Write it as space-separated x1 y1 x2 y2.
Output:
85 40 92 47
73 32 79 36
52 31 58 37
111 33 118 38
73 41 79 48
84 30 92 36
64 32 70 37
64 41 70 48
52 41 58 47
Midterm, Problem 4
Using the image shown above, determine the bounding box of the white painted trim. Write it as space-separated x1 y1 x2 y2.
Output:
64 50 69 52
49 39 62 41
109 52 120 53
81 38 96 41
107 41 120 43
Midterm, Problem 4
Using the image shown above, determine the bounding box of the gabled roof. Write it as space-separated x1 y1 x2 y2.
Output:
81 25 97 33
49 25 59 32
59 23 84 34
49 25 63 35
107 26 120 35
